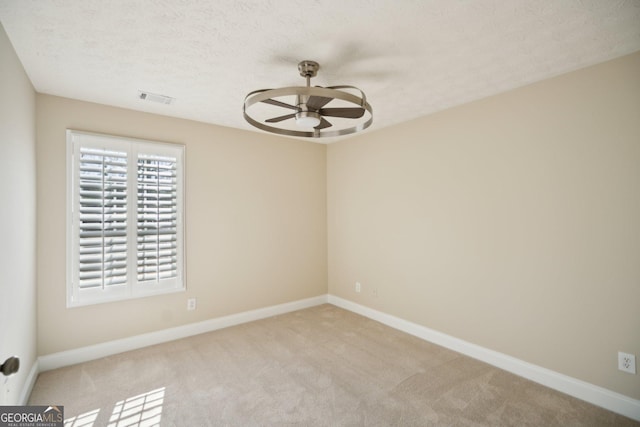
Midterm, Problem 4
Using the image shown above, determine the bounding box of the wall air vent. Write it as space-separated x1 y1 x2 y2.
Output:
138 91 175 105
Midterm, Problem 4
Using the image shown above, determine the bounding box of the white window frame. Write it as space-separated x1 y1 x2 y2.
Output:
66 130 186 307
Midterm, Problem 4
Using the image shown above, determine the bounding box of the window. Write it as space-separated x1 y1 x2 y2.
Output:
67 130 185 307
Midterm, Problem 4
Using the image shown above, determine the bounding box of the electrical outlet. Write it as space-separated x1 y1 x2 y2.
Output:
355 282 361 293
372 287 378 297
618 352 636 374
187 298 197 311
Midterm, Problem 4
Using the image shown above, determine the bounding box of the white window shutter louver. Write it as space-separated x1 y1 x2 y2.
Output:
78 147 129 289
137 154 179 283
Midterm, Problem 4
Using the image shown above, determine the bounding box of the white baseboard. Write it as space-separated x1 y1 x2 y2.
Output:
328 295 640 422
39 295 328 372
19 360 39 405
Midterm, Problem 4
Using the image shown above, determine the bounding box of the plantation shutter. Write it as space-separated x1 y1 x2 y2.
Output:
68 130 185 307
137 153 178 283
77 147 128 289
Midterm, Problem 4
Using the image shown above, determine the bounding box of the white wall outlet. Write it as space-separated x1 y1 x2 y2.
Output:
187 298 197 311
372 286 378 297
618 351 636 374
355 282 361 293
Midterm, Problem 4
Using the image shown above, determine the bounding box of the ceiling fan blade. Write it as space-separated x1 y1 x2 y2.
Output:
306 95 333 110
261 98 298 110
265 113 296 123
319 107 365 119
315 118 332 130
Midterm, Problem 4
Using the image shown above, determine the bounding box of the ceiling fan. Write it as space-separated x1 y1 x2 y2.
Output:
243 60 373 138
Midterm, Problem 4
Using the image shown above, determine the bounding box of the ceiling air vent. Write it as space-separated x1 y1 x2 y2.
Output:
138 91 174 105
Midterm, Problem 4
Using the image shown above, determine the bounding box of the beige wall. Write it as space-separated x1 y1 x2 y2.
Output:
0 23 37 404
37 95 327 355
328 52 640 399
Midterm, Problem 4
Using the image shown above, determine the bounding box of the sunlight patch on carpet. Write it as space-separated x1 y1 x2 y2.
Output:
108 387 165 427
64 408 100 426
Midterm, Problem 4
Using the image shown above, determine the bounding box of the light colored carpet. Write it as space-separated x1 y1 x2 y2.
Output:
29 304 638 426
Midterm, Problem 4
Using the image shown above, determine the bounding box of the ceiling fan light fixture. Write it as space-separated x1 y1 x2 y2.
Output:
295 111 321 128
243 60 373 138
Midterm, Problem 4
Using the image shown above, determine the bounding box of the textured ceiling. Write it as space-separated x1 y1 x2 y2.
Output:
1 0 640 142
